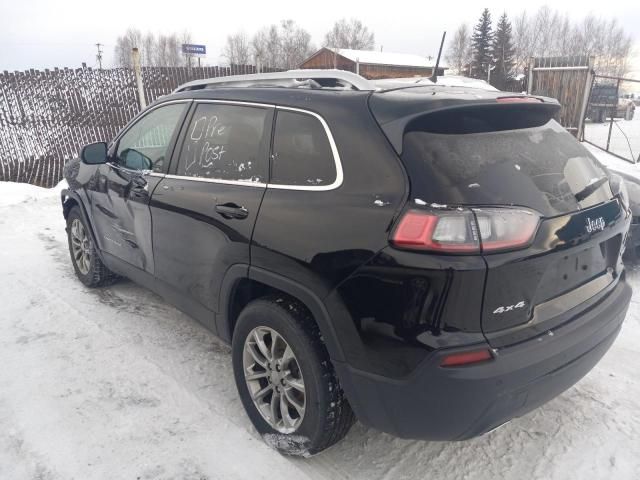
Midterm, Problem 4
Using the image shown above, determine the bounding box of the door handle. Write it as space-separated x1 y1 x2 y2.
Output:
215 203 249 219
131 175 147 189
128 175 148 198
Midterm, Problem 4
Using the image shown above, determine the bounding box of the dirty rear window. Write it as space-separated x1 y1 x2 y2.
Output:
402 119 612 217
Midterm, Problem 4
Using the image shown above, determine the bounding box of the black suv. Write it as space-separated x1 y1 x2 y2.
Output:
62 70 632 456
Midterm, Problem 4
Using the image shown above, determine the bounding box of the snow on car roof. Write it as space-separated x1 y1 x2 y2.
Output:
433 75 499 91
373 75 499 92
330 48 445 68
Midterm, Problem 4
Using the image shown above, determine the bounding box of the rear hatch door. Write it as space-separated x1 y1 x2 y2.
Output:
396 104 628 347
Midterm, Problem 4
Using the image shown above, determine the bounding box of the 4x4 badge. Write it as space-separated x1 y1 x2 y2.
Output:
586 216 606 233
493 301 526 315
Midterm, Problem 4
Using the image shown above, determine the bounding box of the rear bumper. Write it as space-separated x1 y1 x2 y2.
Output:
334 278 631 440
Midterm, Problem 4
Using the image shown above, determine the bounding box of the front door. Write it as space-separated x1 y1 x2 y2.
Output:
91 101 190 272
150 101 273 312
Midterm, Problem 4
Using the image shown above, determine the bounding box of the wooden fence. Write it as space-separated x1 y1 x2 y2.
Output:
527 56 593 139
0 64 279 187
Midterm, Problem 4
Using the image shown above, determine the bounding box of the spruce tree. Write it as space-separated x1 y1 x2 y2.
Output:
471 8 493 79
491 12 515 89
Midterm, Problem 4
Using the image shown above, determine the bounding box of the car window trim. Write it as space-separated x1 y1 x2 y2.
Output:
268 106 344 192
109 99 193 174
156 100 343 191
111 99 193 146
165 99 274 187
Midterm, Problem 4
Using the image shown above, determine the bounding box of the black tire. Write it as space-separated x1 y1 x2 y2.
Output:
66 206 118 287
232 296 355 456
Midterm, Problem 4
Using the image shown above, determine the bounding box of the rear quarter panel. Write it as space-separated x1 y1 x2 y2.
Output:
250 94 407 365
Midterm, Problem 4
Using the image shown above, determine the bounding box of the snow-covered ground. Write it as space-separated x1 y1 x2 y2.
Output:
1 162 640 479
584 115 640 163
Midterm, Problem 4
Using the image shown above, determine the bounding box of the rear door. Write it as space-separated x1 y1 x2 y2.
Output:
150 100 273 312
400 109 629 347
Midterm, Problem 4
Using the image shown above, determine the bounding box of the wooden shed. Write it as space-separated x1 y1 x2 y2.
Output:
299 47 446 80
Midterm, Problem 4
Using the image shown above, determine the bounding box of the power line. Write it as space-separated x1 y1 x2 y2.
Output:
95 43 104 69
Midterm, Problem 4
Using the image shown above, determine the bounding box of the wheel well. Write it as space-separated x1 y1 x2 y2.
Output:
227 278 314 340
62 197 79 219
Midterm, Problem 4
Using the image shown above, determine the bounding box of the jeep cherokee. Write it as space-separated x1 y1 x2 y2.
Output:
61 70 632 456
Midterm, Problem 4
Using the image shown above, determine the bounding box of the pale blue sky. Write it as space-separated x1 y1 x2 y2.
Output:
1 0 638 72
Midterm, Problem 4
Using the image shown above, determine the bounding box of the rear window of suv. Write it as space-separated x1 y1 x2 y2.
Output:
402 118 612 217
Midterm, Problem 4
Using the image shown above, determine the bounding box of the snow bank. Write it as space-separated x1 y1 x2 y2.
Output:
585 143 640 179
0 180 67 207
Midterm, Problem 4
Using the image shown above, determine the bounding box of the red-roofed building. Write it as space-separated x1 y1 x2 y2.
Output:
299 47 447 80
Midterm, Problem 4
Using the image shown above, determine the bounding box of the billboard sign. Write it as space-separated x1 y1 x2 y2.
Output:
182 44 206 56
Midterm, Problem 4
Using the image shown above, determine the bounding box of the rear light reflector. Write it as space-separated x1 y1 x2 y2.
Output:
440 349 493 367
391 207 540 254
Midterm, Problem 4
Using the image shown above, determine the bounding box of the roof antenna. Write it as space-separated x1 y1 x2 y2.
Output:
430 31 446 83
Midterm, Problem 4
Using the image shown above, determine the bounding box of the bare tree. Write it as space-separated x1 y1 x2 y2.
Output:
280 19 314 68
510 7 633 76
152 34 182 67
114 28 194 67
512 11 532 73
142 33 156 66
250 20 313 69
223 32 251 65
113 28 143 67
252 25 282 68
324 18 375 50
445 23 472 74
180 30 194 67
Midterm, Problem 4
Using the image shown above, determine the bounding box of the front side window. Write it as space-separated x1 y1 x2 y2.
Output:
271 110 337 187
176 103 269 183
116 103 187 172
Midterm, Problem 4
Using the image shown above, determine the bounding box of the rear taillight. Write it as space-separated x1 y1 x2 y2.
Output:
391 207 539 254
472 208 540 252
496 96 543 103
391 209 480 253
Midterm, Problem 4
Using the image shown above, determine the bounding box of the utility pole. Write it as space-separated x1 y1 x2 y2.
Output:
95 43 104 69
132 48 146 109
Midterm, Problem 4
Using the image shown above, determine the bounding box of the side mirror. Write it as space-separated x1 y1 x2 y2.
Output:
81 142 108 165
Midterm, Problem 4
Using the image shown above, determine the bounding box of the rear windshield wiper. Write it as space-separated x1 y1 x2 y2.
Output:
574 176 609 202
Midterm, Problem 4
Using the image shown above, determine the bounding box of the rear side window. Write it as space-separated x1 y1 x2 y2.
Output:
402 118 612 217
271 110 337 187
176 103 270 183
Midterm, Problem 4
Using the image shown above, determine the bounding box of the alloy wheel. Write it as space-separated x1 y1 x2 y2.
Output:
70 218 91 275
242 326 306 433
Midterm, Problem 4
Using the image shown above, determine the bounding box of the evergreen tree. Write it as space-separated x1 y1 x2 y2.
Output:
471 8 493 79
491 13 515 89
